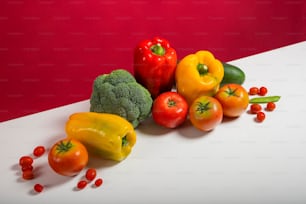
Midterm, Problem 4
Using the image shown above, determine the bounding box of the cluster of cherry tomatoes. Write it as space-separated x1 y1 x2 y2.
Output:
248 86 277 122
17 141 103 194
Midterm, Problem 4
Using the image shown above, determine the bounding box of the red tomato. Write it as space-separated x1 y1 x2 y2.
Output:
85 168 97 181
215 84 249 117
258 86 268 96
266 102 276 111
250 104 262 114
152 91 188 128
189 95 223 131
48 138 88 177
33 146 46 157
249 87 259 95
256 111 266 122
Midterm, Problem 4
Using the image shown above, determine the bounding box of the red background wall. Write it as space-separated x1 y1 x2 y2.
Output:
1 0 306 122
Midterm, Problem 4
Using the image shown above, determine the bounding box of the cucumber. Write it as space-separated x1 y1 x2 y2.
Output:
220 62 245 87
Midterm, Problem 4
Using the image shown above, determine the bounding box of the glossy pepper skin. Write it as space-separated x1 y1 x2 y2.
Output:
65 112 136 162
134 37 177 98
175 50 224 105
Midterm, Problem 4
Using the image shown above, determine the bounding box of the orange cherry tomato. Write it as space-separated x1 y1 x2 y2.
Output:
215 84 249 117
189 95 223 131
48 138 88 177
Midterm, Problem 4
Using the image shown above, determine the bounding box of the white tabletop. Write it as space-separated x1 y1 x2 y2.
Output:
1 41 306 204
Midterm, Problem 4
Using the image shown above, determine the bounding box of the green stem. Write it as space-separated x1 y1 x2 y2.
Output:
122 135 129 147
197 63 209 76
56 140 73 153
150 43 165 56
196 101 210 114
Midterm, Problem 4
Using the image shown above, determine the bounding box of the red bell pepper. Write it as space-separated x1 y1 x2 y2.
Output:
133 37 177 98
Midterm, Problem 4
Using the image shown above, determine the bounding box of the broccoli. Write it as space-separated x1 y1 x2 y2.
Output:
89 69 153 128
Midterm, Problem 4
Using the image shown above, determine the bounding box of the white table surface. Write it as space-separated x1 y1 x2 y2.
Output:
1 41 306 204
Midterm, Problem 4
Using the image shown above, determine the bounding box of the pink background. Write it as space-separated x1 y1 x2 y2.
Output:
1 0 306 122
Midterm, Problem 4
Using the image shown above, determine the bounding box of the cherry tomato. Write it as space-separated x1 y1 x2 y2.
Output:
48 138 88 177
77 180 87 189
21 165 33 172
19 156 33 167
250 104 262 114
22 170 34 180
94 178 103 187
85 168 97 181
215 84 249 117
256 111 266 122
266 102 276 111
34 184 44 193
189 95 223 131
249 87 259 95
258 86 268 96
33 146 45 157
152 91 188 128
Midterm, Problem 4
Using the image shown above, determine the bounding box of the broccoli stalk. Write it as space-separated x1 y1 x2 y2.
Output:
90 69 153 128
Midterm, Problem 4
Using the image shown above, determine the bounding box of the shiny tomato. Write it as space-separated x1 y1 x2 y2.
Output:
215 84 249 117
48 138 88 177
152 91 188 128
189 95 223 131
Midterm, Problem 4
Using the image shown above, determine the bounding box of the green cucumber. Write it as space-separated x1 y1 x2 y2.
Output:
220 62 246 87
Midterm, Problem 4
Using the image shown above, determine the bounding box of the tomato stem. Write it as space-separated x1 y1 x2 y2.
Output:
225 86 238 97
196 101 210 114
56 140 73 153
167 98 176 107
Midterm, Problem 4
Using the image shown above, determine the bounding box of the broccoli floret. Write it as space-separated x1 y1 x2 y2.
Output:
89 69 153 128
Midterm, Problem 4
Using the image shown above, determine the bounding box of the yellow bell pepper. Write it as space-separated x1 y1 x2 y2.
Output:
175 50 224 105
65 112 136 162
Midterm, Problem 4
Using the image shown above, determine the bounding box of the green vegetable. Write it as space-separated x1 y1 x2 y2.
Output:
220 62 246 87
89 69 153 128
249 96 281 104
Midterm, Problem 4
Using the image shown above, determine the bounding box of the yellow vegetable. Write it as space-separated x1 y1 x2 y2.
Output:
65 112 136 162
175 50 224 105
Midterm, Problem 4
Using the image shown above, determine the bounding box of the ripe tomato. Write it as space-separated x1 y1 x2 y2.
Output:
189 95 223 131
48 138 88 177
215 84 249 117
152 91 188 128
85 168 97 181
33 146 45 157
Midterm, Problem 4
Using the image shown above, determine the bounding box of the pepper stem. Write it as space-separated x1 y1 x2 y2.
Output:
122 135 128 147
150 43 165 56
197 63 209 76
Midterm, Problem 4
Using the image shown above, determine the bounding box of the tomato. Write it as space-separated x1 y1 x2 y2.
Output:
258 86 268 96
85 168 97 181
152 91 188 128
266 102 276 111
250 104 262 114
215 84 249 117
256 111 266 122
48 138 88 177
94 178 103 187
19 156 33 167
34 184 44 193
33 146 45 157
77 180 87 189
189 95 223 131
249 87 259 95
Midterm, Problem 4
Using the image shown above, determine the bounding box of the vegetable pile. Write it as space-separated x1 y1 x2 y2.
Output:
14 36 281 194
